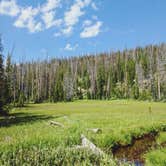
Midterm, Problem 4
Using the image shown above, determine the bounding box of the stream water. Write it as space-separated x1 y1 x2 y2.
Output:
112 133 158 166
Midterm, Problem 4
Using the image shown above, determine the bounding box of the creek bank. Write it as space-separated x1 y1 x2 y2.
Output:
112 131 166 165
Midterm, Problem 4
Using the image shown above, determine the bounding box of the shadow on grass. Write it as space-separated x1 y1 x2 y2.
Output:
0 112 56 127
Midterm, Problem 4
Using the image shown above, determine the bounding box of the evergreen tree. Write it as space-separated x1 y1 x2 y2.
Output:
97 63 105 99
0 37 8 115
6 54 13 103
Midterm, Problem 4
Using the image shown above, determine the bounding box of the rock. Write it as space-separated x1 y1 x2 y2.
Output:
8 116 15 119
49 121 64 127
80 134 104 155
87 128 102 134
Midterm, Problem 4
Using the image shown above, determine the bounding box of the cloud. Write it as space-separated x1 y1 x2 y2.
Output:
61 26 73 36
42 11 62 29
41 0 62 29
14 6 42 33
54 32 61 37
0 0 20 16
62 0 92 35
83 20 92 27
80 21 102 38
0 0 103 37
64 43 78 51
92 15 98 20
91 2 98 11
0 0 62 33
41 0 61 13
13 0 62 32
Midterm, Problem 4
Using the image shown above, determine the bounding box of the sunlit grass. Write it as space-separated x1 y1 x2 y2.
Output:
157 132 166 145
145 148 166 166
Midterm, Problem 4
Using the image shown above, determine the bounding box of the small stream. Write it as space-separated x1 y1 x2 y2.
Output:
112 132 159 166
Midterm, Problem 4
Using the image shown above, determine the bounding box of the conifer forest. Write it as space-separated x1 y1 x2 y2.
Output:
1 43 166 107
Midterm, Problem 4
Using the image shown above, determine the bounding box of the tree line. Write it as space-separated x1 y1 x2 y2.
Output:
1 38 166 113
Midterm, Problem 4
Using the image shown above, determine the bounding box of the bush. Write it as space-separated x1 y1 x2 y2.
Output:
16 92 25 107
139 89 152 101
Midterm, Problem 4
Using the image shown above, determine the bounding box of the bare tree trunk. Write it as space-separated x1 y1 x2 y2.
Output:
157 48 161 100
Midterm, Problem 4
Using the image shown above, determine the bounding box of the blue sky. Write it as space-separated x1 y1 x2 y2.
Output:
0 0 166 61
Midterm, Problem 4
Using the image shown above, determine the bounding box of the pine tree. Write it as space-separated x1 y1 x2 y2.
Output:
97 62 105 99
6 54 13 103
0 37 7 115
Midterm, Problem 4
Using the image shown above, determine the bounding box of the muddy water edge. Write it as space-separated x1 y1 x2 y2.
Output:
112 132 164 165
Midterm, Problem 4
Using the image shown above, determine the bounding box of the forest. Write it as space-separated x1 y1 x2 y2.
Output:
1 37 166 111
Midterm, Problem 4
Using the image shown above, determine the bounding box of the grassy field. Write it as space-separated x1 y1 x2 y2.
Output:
0 100 166 165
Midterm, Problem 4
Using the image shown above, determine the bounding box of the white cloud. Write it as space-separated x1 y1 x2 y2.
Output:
0 0 103 37
12 0 62 33
42 11 62 29
91 2 98 10
54 26 73 37
54 32 61 37
64 43 73 51
83 20 92 27
14 6 42 33
92 15 98 20
80 21 102 38
62 0 92 35
0 0 62 33
40 0 62 29
64 43 78 51
62 26 73 36
41 0 61 13
0 0 20 16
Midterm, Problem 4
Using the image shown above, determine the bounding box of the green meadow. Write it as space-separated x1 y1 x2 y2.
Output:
0 100 166 165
